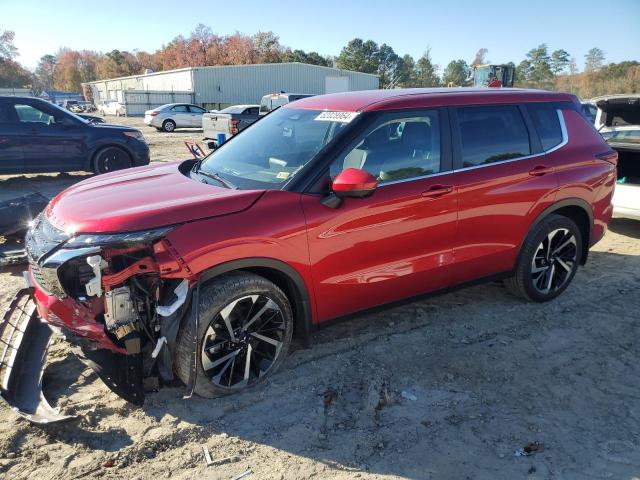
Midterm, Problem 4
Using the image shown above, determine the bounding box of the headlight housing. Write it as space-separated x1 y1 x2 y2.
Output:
123 130 145 142
64 226 173 248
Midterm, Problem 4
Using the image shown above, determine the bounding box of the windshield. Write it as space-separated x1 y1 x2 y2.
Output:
219 106 243 114
197 108 353 189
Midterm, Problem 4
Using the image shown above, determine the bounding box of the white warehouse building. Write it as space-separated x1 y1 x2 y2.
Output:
84 63 379 115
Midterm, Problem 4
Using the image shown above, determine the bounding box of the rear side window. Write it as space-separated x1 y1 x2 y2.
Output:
171 105 188 112
456 105 530 167
528 103 563 151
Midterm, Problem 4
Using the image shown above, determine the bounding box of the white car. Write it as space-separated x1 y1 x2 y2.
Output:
592 95 640 221
144 103 208 132
98 100 126 117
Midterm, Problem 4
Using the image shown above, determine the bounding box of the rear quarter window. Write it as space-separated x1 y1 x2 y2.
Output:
456 105 531 167
527 103 563 151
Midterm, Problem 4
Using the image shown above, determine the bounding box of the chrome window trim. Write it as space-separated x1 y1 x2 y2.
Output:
452 108 568 173
373 108 568 188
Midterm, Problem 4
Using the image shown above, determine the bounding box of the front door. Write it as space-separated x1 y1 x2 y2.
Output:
188 105 206 127
302 109 458 322
170 105 191 127
0 100 25 173
12 101 86 172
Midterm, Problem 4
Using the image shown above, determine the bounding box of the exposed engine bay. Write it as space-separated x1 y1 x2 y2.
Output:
0 213 193 422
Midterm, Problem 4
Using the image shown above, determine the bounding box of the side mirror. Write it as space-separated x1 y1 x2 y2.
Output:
321 168 377 209
332 168 377 198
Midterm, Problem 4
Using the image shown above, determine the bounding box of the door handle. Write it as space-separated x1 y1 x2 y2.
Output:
421 185 453 198
529 165 553 176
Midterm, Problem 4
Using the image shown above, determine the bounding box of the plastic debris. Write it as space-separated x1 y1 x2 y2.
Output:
514 441 545 456
401 390 417 401
232 469 253 480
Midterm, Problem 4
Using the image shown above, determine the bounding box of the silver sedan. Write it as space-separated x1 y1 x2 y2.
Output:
144 103 208 132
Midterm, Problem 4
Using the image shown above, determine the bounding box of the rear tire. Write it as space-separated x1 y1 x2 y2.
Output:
505 214 582 302
162 120 176 132
174 272 293 398
93 146 132 174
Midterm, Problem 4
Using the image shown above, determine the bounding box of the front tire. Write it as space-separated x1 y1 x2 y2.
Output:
93 146 133 174
505 214 582 302
174 272 293 398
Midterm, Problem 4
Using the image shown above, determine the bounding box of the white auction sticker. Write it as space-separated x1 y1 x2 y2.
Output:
314 111 359 123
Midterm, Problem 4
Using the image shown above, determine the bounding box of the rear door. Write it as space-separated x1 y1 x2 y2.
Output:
449 103 560 285
0 100 24 173
302 109 458 321
188 105 207 127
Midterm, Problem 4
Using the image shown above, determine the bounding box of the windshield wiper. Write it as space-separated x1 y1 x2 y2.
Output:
196 169 238 189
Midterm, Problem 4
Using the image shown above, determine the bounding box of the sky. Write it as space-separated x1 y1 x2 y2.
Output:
2 0 639 71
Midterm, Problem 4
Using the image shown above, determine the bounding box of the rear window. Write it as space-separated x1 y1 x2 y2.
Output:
456 105 531 167
528 103 563 151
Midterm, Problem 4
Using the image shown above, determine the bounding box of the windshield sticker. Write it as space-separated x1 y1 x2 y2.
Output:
315 111 359 123
276 171 291 180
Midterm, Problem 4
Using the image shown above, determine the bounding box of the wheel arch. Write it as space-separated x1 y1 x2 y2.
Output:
526 198 593 265
198 258 313 346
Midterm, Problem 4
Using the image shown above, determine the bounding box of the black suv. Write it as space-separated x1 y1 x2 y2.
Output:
0 96 150 174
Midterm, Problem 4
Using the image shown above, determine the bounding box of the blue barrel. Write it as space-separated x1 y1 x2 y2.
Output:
217 133 226 147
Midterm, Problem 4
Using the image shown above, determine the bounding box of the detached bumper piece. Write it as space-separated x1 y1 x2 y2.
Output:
0 288 75 424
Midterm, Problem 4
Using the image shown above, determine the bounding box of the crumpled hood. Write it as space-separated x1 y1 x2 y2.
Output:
46 161 264 233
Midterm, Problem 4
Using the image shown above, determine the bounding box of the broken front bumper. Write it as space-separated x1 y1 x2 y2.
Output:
0 288 75 424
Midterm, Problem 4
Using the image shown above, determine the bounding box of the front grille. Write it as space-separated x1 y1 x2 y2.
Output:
26 213 70 297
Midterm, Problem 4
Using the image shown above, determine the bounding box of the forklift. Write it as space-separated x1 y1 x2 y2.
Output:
471 64 515 88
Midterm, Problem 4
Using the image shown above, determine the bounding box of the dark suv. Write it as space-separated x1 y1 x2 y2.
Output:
1 88 617 423
0 96 149 174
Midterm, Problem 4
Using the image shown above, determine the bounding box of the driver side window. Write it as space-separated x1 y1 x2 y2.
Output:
13 104 56 125
330 110 441 184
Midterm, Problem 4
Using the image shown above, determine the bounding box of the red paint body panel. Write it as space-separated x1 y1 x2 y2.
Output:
301 176 457 321
28 88 615 352
45 161 264 233
31 275 126 353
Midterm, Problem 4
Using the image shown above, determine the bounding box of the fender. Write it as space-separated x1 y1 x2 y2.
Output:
521 197 593 264
198 257 313 346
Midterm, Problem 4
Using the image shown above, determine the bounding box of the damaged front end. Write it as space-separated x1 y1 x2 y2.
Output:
1 213 192 423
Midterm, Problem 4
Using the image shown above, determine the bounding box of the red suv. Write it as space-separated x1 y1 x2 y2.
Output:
3 88 617 422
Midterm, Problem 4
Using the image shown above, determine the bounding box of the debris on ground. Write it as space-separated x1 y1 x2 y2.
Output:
514 441 545 457
322 387 338 408
203 446 240 467
400 390 417 401
232 468 253 480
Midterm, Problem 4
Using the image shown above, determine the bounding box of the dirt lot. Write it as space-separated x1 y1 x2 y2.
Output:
1 117 639 480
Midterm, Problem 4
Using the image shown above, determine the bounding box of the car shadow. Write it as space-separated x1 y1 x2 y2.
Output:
609 217 640 239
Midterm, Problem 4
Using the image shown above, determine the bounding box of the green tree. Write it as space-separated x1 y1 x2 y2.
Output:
443 59 470 86
282 49 330 67
336 38 380 74
376 43 402 88
398 54 416 87
584 47 605 72
550 49 570 75
519 44 554 89
413 49 440 87
0 30 31 88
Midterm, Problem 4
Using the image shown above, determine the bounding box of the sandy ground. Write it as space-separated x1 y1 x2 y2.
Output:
1 117 639 480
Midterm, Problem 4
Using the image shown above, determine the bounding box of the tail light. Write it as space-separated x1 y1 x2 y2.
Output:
231 119 240 135
149 112 159 117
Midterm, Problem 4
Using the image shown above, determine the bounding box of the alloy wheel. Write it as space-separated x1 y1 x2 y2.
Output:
201 294 286 389
530 228 578 295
